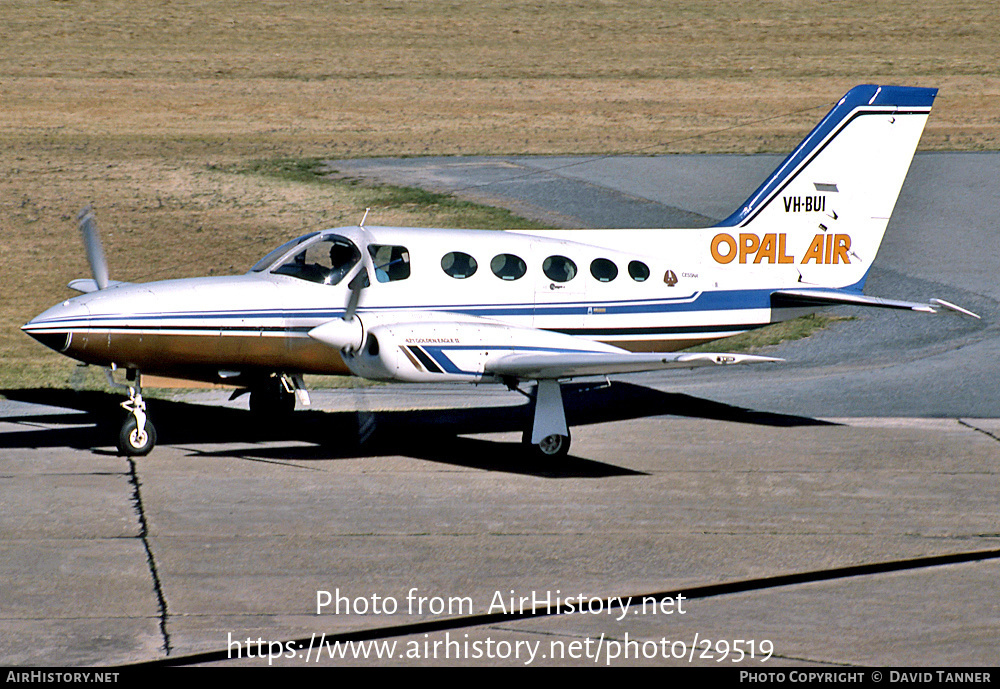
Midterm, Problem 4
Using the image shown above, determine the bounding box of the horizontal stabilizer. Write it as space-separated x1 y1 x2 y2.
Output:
931 298 981 320
773 289 980 319
486 351 781 380
772 288 935 313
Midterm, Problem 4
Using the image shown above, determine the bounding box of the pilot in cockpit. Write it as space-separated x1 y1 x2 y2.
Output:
324 241 360 285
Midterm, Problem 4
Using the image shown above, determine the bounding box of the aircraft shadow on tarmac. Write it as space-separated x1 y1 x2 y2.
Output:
0 382 833 478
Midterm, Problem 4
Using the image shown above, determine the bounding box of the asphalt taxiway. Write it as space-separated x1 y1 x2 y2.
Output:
1 154 997 667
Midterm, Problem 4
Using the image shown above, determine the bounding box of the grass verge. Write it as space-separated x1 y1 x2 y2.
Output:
226 157 551 230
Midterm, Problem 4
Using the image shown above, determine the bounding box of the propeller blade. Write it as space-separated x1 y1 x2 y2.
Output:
77 206 109 290
343 222 377 323
344 267 369 322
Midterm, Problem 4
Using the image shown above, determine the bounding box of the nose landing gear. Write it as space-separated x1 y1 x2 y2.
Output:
106 368 157 456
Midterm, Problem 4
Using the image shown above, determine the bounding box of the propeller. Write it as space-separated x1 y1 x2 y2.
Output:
343 268 369 323
309 268 369 350
78 205 110 290
346 209 373 324
307 220 374 353
350 211 377 445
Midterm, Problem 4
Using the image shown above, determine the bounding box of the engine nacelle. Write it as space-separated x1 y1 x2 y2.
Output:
341 321 503 383
339 319 616 383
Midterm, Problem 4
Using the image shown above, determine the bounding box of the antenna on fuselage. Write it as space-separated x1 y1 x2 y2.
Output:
359 207 370 228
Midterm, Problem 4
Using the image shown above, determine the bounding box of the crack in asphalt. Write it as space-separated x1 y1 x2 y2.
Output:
126 457 172 656
958 419 1000 444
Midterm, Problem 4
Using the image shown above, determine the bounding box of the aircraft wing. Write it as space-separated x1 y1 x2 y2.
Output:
772 289 980 318
485 351 781 380
315 311 782 384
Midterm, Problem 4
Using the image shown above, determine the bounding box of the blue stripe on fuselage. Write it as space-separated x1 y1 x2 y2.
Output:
35 286 776 329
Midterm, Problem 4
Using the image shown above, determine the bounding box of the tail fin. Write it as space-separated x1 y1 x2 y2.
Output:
713 85 936 290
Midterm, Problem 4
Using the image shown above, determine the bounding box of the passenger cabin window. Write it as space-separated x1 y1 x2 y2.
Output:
590 258 618 282
441 251 478 279
542 255 577 283
628 260 650 282
490 253 527 281
272 236 360 285
368 244 411 283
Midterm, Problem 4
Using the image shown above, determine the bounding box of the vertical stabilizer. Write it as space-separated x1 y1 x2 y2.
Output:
712 85 936 290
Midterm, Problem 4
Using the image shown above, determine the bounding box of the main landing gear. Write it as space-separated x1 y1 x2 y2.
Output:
242 373 309 417
107 368 157 456
248 374 297 417
512 378 571 459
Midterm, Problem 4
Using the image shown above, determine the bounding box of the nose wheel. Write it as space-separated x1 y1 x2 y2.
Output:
108 368 157 456
118 413 157 456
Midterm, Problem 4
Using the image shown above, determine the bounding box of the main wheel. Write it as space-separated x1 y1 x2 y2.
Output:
522 431 571 459
249 377 296 417
118 416 157 456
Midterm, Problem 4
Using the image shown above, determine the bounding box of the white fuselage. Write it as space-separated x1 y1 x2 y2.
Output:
24 224 801 383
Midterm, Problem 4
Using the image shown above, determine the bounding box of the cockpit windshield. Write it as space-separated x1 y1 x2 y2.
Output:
249 232 320 273
271 235 362 285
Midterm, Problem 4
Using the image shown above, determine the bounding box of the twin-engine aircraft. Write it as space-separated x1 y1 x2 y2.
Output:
23 85 977 458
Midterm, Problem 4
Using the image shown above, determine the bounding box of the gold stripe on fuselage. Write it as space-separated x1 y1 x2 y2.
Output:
64 331 352 378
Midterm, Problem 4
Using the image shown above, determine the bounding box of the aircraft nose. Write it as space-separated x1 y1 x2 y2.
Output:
22 299 92 353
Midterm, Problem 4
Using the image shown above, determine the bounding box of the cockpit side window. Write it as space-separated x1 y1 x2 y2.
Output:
368 244 411 283
272 236 361 285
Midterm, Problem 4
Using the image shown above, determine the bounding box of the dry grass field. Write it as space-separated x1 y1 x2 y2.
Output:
2 1 998 387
